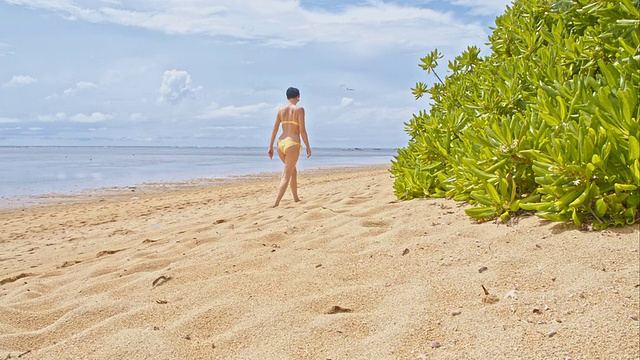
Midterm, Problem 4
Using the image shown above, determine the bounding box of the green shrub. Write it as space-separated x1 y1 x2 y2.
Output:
391 0 639 229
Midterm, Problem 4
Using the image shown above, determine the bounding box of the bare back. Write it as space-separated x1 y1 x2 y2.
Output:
277 105 303 142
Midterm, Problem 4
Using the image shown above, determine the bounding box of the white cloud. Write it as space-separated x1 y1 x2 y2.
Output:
196 102 274 120
5 0 490 51
158 69 202 104
0 42 14 57
129 113 144 121
63 81 98 96
0 126 22 131
3 75 38 87
77 81 98 89
318 102 414 126
341 97 354 107
0 117 21 124
37 112 68 122
450 0 513 16
70 112 113 123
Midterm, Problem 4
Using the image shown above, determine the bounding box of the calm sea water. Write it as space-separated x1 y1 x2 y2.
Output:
0 146 397 199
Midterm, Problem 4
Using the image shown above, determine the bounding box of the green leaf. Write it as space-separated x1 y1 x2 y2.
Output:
470 192 494 206
555 186 586 208
571 209 584 226
568 183 592 208
485 182 502 204
594 198 608 217
629 136 639 162
465 206 498 219
615 183 638 194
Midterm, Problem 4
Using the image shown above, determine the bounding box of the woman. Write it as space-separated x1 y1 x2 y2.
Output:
268 87 312 207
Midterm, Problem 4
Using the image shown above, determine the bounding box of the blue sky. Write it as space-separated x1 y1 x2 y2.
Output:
0 0 512 148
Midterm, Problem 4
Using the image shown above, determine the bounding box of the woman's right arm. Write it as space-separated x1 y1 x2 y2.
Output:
298 107 312 158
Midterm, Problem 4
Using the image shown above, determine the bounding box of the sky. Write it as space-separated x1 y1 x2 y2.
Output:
0 0 512 148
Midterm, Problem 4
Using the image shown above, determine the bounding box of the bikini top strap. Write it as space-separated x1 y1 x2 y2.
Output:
281 106 299 125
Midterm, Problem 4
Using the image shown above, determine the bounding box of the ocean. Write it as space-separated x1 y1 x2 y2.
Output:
0 146 397 200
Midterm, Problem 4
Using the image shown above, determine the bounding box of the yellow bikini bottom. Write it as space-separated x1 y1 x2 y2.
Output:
277 139 302 153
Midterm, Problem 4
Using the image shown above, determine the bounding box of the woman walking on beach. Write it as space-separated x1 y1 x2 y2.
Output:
268 87 312 207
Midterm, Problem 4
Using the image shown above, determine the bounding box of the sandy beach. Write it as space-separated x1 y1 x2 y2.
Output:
1 165 638 359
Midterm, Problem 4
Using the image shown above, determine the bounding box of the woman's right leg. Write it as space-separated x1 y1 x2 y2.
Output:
290 167 299 202
272 145 301 207
287 148 301 203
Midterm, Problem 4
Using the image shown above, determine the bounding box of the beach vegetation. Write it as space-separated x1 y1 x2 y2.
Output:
391 0 640 229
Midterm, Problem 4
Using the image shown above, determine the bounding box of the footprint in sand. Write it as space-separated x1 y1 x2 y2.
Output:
360 220 388 228
95 249 126 258
58 260 82 268
126 259 172 274
109 229 134 237
299 211 335 221
152 275 171 288
326 305 353 314
0 272 35 285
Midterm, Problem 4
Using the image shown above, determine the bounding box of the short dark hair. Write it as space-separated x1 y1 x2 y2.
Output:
286 87 300 99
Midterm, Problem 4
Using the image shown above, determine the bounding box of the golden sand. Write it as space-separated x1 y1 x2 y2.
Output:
1 165 638 359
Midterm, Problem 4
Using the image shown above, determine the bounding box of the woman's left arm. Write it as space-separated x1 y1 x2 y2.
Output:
268 109 281 158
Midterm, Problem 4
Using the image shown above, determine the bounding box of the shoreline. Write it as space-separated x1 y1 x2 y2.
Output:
1 165 638 359
0 164 391 211
0 146 398 202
